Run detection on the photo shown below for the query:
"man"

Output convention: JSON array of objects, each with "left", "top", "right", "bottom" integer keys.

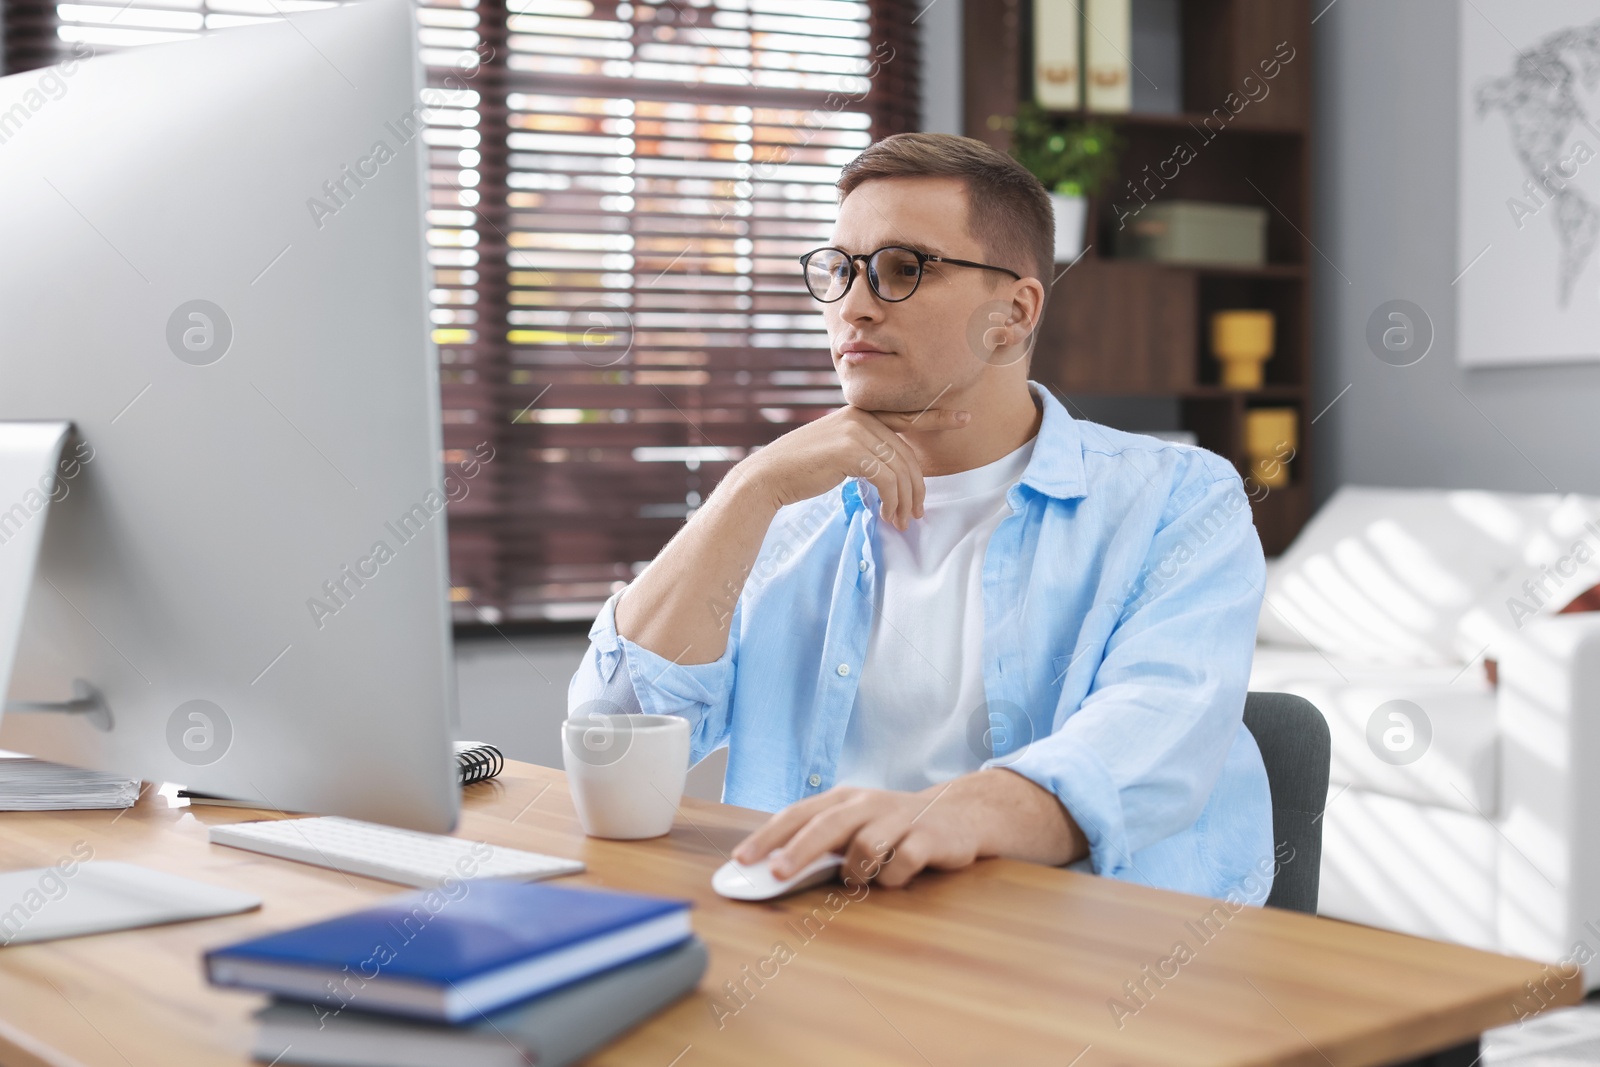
[{"left": 569, "top": 132, "right": 1273, "bottom": 902}]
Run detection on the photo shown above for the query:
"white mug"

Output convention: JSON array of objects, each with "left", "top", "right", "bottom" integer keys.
[{"left": 561, "top": 713, "right": 690, "bottom": 839}]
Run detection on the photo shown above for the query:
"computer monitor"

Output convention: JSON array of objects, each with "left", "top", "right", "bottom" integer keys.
[{"left": 0, "top": 0, "right": 460, "bottom": 832}]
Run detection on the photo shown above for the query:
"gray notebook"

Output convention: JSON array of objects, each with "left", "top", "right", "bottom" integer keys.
[
  {"left": 0, "top": 862, "right": 260, "bottom": 946},
  {"left": 252, "top": 936, "right": 708, "bottom": 1067}
]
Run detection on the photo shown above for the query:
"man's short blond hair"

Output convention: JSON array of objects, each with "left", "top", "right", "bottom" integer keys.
[{"left": 836, "top": 132, "right": 1055, "bottom": 290}]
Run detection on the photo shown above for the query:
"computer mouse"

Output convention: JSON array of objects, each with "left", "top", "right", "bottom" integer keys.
[{"left": 711, "top": 852, "right": 845, "bottom": 901}]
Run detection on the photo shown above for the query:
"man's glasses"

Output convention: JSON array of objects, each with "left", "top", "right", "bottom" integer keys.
[{"left": 798, "top": 245, "right": 1022, "bottom": 304}]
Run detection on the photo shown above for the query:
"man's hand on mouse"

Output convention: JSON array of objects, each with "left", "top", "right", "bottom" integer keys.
[{"left": 732, "top": 767, "right": 1088, "bottom": 889}]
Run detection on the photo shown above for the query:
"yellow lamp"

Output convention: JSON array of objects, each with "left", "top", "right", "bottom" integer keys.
[
  {"left": 1211, "top": 310, "right": 1276, "bottom": 390},
  {"left": 1244, "top": 408, "right": 1298, "bottom": 489}
]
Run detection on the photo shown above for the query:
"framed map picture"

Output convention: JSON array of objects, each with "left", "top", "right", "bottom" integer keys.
[{"left": 1459, "top": 3, "right": 1600, "bottom": 366}]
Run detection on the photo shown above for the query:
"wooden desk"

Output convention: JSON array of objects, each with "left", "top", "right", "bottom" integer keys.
[{"left": 0, "top": 761, "right": 1580, "bottom": 1066}]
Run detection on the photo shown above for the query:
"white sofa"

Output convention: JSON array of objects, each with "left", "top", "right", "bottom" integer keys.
[{"left": 1249, "top": 486, "right": 1600, "bottom": 982}]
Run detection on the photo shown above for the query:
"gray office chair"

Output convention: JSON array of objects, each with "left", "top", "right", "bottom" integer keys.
[{"left": 1241, "top": 691, "right": 1330, "bottom": 915}]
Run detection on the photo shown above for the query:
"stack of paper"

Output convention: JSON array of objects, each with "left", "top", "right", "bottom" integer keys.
[{"left": 0, "top": 751, "right": 140, "bottom": 810}]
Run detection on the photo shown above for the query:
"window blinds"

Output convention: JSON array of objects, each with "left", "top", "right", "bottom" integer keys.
[{"left": 3, "top": 0, "right": 922, "bottom": 623}]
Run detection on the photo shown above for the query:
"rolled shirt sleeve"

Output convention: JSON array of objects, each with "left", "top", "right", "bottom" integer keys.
[
  {"left": 567, "top": 588, "right": 741, "bottom": 765},
  {"left": 996, "top": 467, "right": 1266, "bottom": 882}
]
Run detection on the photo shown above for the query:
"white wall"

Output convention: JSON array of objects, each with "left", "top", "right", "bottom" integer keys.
[{"left": 1312, "top": 0, "right": 1600, "bottom": 504}]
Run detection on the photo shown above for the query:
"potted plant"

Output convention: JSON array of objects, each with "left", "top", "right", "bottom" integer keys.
[{"left": 1001, "top": 102, "right": 1121, "bottom": 262}]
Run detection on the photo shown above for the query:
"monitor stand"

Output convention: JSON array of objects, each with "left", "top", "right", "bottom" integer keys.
[
  {"left": 0, "top": 425, "right": 242, "bottom": 945},
  {"left": 0, "top": 421, "right": 112, "bottom": 731}
]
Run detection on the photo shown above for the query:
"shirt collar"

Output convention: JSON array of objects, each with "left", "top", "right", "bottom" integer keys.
[
  {"left": 1017, "top": 380, "right": 1088, "bottom": 501},
  {"left": 841, "top": 380, "right": 1087, "bottom": 517}
]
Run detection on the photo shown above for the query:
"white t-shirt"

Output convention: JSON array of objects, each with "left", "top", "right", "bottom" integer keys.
[{"left": 834, "top": 433, "right": 1038, "bottom": 792}]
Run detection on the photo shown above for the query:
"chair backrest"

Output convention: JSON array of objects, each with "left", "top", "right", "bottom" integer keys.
[{"left": 1242, "top": 691, "right": 1330, "bottom": 914}]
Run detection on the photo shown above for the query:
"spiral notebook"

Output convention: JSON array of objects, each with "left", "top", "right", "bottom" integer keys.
[
  {"left": 453, "top": 740, "right": 504, "bottom": 786},
  {"left": 178, "top": 742, "right": 505, "bottom": 808}
]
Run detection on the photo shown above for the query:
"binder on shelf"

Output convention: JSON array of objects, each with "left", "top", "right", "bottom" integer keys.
[
  {"left": 1033, "top": 0, "right": 1081, "bottom": 110},
  {"left": 1084, "top": 0, "right": 1132, "bottom": 113},
  {"left": 1130, "top": 0, "right": 1183, "bottom": 114}
]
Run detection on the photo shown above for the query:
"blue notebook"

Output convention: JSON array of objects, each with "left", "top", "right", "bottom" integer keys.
[{"left": 205, "top": 881, "right": 693, "bottom": 1023}]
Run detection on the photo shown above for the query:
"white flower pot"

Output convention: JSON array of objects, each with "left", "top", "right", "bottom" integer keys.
[{"left": 1050, "top": 192, "right": 1088, "bottom": 263}]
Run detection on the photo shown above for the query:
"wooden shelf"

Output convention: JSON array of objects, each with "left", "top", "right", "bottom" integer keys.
[
  {"left": 1180, "top": 386, "right": 1304, "bottom": 401},
  {"left": 1039, "top": 109, "right": 1306, "bottom": 137},
  {"left": 1089, "top": 257, "right": 1307, "bottom": 280},
  {"left": 966, "top": 0, "right": 1316, "bottom": 553},
  {"left": 1192, "top": 262, "right": 1306, "bottom": 279}
]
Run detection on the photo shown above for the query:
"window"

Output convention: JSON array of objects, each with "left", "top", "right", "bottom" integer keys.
[{"left": 2, "top": 0, "right": 922, "bottom": 623}]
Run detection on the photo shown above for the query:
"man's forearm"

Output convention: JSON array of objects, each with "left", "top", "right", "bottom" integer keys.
[
  {"left": 613, "top": 465, "right": 780, "bottom": 665},
  {"left": 944, "top": 768, "right": 1088, "bottom": 868}
]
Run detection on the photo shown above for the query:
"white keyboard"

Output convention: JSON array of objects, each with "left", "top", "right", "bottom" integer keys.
[{"left": 208, "top": 816, "right": 585, "bottom": 888}]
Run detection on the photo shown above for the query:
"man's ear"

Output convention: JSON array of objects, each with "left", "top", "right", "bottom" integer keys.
[
  {"left": 968, "top": 278, "right": 1047, "bottom": 367},
  {"left": 1012, "top": 277, "right": 1046, "bottom": 338},
  {"left": 993, "top": 278, "right": 1045, "bottom": 350}
]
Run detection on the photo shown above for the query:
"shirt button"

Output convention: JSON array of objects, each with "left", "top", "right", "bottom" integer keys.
[
  {"left": 836, "top": 663, "right": 850, "bottom": 676},
  {"left": 858, "top": 559, "right": 868, "bottom": 572},
  {"left": 808, "top": 774, "right": 822, "bottom": 788}
]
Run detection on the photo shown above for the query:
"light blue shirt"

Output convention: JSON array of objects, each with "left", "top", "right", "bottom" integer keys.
[{"left": 569, "top": 382, "right": 1274, "bottom": 902}]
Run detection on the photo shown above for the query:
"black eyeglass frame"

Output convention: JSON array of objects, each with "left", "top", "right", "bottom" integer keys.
[{"left": 797, "top": 245, "right": 1023, "bottom": 303}]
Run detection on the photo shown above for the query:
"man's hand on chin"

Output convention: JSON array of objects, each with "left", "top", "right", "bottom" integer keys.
[{"left": 732, "top": 768, "right": 1089, "bottom": 889}]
